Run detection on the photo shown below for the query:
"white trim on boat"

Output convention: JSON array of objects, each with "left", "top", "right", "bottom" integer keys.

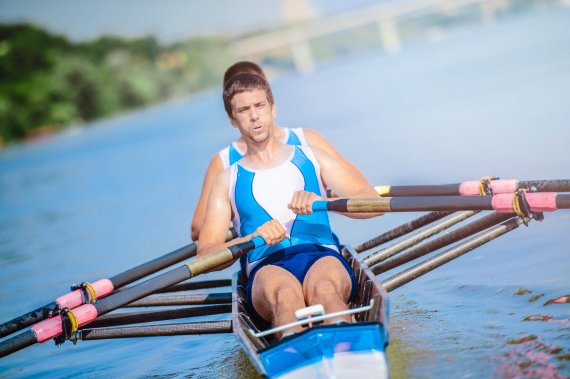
[{"left": 252, "top": 300, "right": 375, "bottom": 338}]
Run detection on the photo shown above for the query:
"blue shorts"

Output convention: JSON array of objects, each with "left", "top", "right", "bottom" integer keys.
[{"left": 245, "top": 244, "right": 358, "bottom": 323}]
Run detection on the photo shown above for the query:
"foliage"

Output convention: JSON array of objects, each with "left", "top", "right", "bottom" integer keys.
[{"left": 0, "top": 23, "right": 232, "bottom": 144}]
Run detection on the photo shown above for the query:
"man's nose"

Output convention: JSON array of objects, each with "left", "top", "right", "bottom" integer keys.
[{"left": 250, "top": 107, "right": 259, "bottom": 120}]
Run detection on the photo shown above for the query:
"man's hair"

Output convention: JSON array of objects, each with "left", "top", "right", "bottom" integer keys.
[
  {"left": 223, "top": 72, "right": 274, "bottom": 117},
  {"left": 223, "top": 61, "right": 267, "bottom": 86}
]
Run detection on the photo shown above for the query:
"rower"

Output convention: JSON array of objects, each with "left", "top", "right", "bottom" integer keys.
[
  {"left": 190, "top": 61, "right": 367, "bottom": 241},
  {"left": 197, "top": 71, "right": 383, "bottom": 339}
]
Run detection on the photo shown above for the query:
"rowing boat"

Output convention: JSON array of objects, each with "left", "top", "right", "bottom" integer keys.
[{"left": 232, "top": 245, "right": 390, "bottom": 378}]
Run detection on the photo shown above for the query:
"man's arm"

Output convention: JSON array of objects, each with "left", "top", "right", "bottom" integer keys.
[
  {"left": 303, "top": 129, "right": 369, "bottom": 186},
  {"left": 197, "top": 169, "right": 236, "bottom": 267},
  {"left": 198, "top": 170, "right": 288, "bottom": 270},
  {"left": 191, "top": 153, "right": 225, "bottom": 241}
]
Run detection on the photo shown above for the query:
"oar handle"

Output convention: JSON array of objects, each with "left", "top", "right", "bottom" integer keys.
[
  {"left": 251, "top": 236, "right": 266, "bottom": 248},
  {"left": 312, "top": 200, "right": 330, "bottom": 212}
]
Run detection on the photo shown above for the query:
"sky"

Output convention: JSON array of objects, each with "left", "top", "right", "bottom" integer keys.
[
  {"left": 0, "top": 0, "right": 283, "bottom": 42},
  {"left": 0, "top": 0, "right": 386, "bottom": 43}
]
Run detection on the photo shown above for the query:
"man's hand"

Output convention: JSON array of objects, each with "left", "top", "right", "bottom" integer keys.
[
  {"left": 252, "top": 220, "right": 288, "bottom": 246},
  {"left": 288, "top": 190, "right": 323, "bottom": 215}
]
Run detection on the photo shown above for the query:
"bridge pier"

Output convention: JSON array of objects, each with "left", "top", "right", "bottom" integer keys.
[
  {"left": 290, "top": 40, "right": 315, "bottom": 74},
  {"left": 377, "top": 18, "right": 401, "bottom": 54}
]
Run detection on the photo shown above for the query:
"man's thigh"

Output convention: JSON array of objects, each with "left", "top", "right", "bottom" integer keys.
[
  {"left": 251, "top": 264, "right": 304, "bottom": 321},
  {"left": 302, "top": 256, "right": 353, "bottom": 303}
]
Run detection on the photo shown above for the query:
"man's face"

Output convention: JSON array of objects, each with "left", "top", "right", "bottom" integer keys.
[{"left": 229, "top": 89, "right": 276, "bottom": 144}]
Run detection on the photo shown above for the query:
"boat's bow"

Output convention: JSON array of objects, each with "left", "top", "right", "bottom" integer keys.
[{"left": 232, "top": 245, "right": 390, "bottom": 378}]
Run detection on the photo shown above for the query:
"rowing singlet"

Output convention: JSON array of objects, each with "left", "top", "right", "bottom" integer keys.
[
  {"left": 218, "top": 128, "right": 307, "bottom": 168},
  {"left": 229, "top": 145, "right": 338, "bottom": 275}
]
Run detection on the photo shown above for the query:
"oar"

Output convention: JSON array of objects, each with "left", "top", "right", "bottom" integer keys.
[
  {"left": 88, "top": 304, "right": 231, "bottom": 328},
  {"left": 362, "top": 211, "right": 478, "bottom": 267},
  {"left": 0, "top": 237, "right": 264, "bottom": 358},
  {"left": 354, "top": 211, "right": 452, "bottom": 253},
  {"left": 381, "top": 216, "right": 525, "bottom": 291},
  {"left": 370, "top": 211, "right": 512, "bottom": 274},
  {"left": 156, "top": 279, "right": 231, "bottom": 293},
  {"left": 374, "top": 179, "right": 570, "bottom": 197},
  {"left": 0, "top": 230, "right": 237, "bottom": 339},
  {"left": 312, "top": 193, "right": 570, "bottom": 213},
  {"left": 75, "top": 320, "right": 232, "bottom": 341},
  {"left": 123, "top": 292, "right": 231, "bottom": 307}
]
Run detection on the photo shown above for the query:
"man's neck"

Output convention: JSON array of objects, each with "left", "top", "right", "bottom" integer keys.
[{"left": 242, "top": 132, "right": 291, "bottom": 170}]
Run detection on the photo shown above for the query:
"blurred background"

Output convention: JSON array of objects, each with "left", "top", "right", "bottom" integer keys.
[
  {"left": 0, "top": 0, "right": 563, "bottom": 145},
  {"left": 1, "top": 0, "right": 569, "bottom": 378}
]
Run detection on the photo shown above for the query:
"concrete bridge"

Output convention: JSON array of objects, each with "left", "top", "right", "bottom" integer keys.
[{"left": 230, "top": 0, "right": 508, "bottom": 74}]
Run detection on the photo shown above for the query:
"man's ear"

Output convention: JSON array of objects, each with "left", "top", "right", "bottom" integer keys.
[
  {"left": 229, "top": 114, "right": 238, "bottom": 128},
  {"left": 272, "top": 103, "right": 277, "bottom": 118}
]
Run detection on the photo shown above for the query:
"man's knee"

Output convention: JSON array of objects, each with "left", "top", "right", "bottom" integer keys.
[
  {"left": 311, "top": 279, "right": 342, "bottom": 301},
  {"left": 275, "top": 285, "right": 303, "bottom": 306}
]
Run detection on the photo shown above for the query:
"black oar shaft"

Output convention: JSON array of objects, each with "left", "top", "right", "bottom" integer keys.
[
  {"left": 123, "top": 293, "right": 231, "bottom": 307},
  {"left": 0, "top": 330, "right": 37, "bottom": 358},
  {"left": 156, "top": 279, "right": 231, "bottom": 293},
  {"left": 519, "top": 179, "right": 570, "bottom": 193},
  {"left": 77, "top": 320, "right": 232, "bottom": 340},
  {"left": 371, "top": 211, "right": 512, "bottom": 275},
  {"left": 381, "top": 217, "right": 523, "bottom": 292},
  {"left": 0, "top": 302, "right": 58, "bottom": 340},
  {"left": 363, "top": 211, "right": 477, "bottom": 267},
  {"left": 89, "top": 304, "right": 231, "bottom": 328},
  {"left": 386, "top": 184, "right": 460, "bottom": 197},
  {"left": 110, "top": 243, "right": 197, "bottom": 288},
  {"left": 351, "top": 196, "right": 491, "bottom": 212},
  {"left": 354, "top": 211, "right": 452, "bottom": 253},
  {"left": 95, "top": 266, "right": 191, "bottom": 315}
]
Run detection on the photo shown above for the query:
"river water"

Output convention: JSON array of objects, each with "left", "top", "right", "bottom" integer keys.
[{"left": 1, "top": 6, "right": 569, "bottom": 378}]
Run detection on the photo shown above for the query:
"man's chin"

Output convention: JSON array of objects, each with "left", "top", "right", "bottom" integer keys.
[{"left": 250, "top": 131, "right": 270, "bottom": 144}]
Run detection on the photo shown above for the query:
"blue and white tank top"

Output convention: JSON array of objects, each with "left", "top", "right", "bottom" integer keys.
[
  {"left": 228, "top": 145, "right": 338, "bottom": 275},
  {"left": 219, "top": 128, "right": 307, "bottom": 169}
]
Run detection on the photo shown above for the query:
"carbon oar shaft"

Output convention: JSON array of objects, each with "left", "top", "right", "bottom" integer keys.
[
  {"left": 124, "top": 293, "right": 231, "bottom": 307},
  {"left": 371, "top": 211, "right": 512, "bottom": 275},
  {"left": 0, "top": 237, "right": 263, "bottom": 358},
  {"left": 381, "top": 217, "right": 523, "bottom": 291},
  {"left": 156, "top": 279, "right": 231, "bottom": 293},
  {"left": 376, "top": 179, "right": 570, "bottom": 197},
  {"left": 354, "top": 211, "right": 452, "bottom": 253},
  {"left": 313, "top": 193, "right": 570, "bottom": 213},
  {"left": 363, "top": 211, "right": 477, "bottom": 267},
  {"left": 76, "top": 320, "right": 232, "bottom": 340},
  {"left": 520, "top": 179, "right": 570, "bottom": 193},
  {"left": 89, "top": 304, "right": 231, "bottom": 328}
]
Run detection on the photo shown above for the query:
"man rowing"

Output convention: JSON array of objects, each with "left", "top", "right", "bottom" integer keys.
[
  {"left": 197, "top": 72, "right": 381, "bottom": 337},
  {"left": 191, "top": 61, "right": 367, "bottom": 241}
]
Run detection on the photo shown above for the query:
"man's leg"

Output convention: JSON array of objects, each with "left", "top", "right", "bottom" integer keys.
[
  {"left": 302, "top": 256, "right": 353, "bottom": 323},
  {"left": 251, "top": 265, "right": 306, "bottom": 336}
]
